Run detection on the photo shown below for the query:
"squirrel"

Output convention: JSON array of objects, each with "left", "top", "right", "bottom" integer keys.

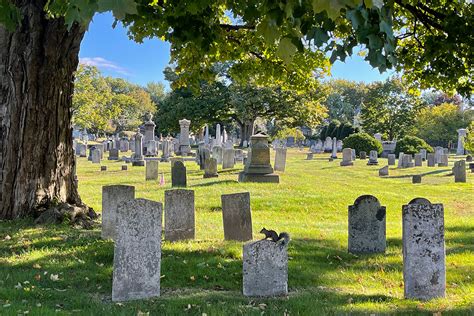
[{"left": 260, "top": 228, "right": 290, "bottom": 247}]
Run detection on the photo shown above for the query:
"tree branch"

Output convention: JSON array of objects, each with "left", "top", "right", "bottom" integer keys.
[{"left": 219, "top": 24, "right": 255, "bottom": 31}]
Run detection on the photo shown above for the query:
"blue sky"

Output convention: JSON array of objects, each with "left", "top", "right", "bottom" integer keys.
[{"left": 79, "top": 13, "right": 393, "bottom": 90}]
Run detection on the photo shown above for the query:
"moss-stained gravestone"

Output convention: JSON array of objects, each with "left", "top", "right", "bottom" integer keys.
[
  {"left": 164, "top": 189, "right": 195, "bottom": 241},
  {"left": 221, "top": 192, "right": 252, "bottom": 241},
  {"left": 402, "top": 201, "right": 445, "bottom": 300},
  {"left": 348, "top": 195, "right": 386, "bottom": 254},
  {"left": 102, "top": 185, "right": 135, "bottom": 240}
]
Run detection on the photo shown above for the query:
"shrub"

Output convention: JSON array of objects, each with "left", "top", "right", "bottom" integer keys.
[
  {"left": 343, "top": 133, "right": 382, "bottom": 156},
  {"left": 395, "top": 135, "right": 433, "bottom": 155}
]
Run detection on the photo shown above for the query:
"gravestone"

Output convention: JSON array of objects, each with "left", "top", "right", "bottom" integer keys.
[
  {"left": 387, "top": 154, "right": 396, "bottom": 165},
  {"left": 274, "top": 148, "right": 287, "bottom": 172},
  {"left": 178, "top": 119, "right": 191, "bottom": 155},
  {"left": 109, "top": 148, "right": 119, "bottom": 160},
  {"left": 112, "top": 198, "right": 162, "bottom": 302},
  {"left": 238, "top": 133, "right": 279, "bottom": 183},
  {"left": 427, "top": 153, "right": 436, "bottom": 167},
  {"left": 170, "top": 157, "right": 184, "bottom": 168},
  {"left": 171, "top": 161, "right": 187, "bottom": 187},
  {"left": 351, "top": 149, "right": 356, "bottom": 161},
  {"left": 402, "top": 154, "right": 414, "bottom": 168},
  {"left": 409, "top": 197, "right": 431, "bottom": 205},
  {"left": 466, "top": 155, "right": 472, "bottom": 162},
  {"left": 146, "top": 160, "right": 159, "bottom": 180},
  {"left": 367, "top": 151, "right": 379, "bottom": 165},
  {"left": 221, "top": 192, "right": 252, "bottom": 241},
  {"left": 452, "top": 160, "right": 466, "bottom": 183},
  {"left": 212, "top": 146, "right": 223, "bottom": 164},
  {"left": 306, "top": 152, "right": 313, "bottom": 160},
  {"left": 243, "top": 240, "right": 288, "bottom": 297},
  {"left": 412, "top": 175, "right": 422, "bottom": 183},
  {"left": 438, "top": 154, "right": 449, "bottom": 167},
  {"left": 160, "top": 139, "right": 171, "bottom": 162},
  {"left": 402, "top": 202, "right": 445, "bottom": 300},
  {"left": 101, "top": 166, "right": 107, "bottom": 171},
  {"left": 331, "top": 137, "right": 338, "bottom": 159},
  {"left": 379, "top": 165, "right": 389, "bottom": 176},
  {"left": 91, "top": 148, "right": 101, "bottom": 164},
  {"left": 435, "top": 147, "right": 443, "bottom": 163},
  {"left": 132, "top": 129, "right": 145, "bottom": 166},
  {"left": 222, "top": 148, "right": 235, "bottom": 169},
  {"left": 456, "top": 128, "right": 467, "bottom": 155},
  {"left": 77, "top": 143, "right": 87, "bottom": 157},
  {"left": 324, "top": 137, "right": 332, "bottom": 152},
  {"left": 204, "top": 158, "right": 218, "bottom": 178},
  {"left": 419, "top": 149, "right": 427, "bottom": 161},
  {"left": 164, "top": 189, "right": 195, "bottom": 241},
  {"left": 340, "top": 148, "right": 353, "bottom": 166},
  {"left": 336, "top": 140, "right": 343, "bottom": 152},
  {"left": 397, "top": 152, "right": 404, "bottom": 168},
  {"left": 120, "top": 138, "right": 129, "bottom": 152},
  {"left": 102, "top": 185, "right": 135, "bottom": 240},
  {"left": 121, "top": 165, "right": 127, "bottom": 171},
  {"left": 359, "top": 151, "right": 367, "bottom": 160},
  {"left": 414, "top": 154, "right": 422, "bottom": 167},
  {"left": 348, "top": 195, "right": 386, "bottom": 254}
]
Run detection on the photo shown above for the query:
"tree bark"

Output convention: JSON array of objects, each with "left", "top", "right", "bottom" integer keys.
[
  {"left": 0, "top": 0, "right": 86, "bottom": 219},
  {"left": 239, "top": 119, "right": 255, "bottom": 146}
]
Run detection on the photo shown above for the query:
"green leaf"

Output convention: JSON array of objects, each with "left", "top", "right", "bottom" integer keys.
[
  {"left": 346, "top": 9, "right": 365, "bottom": 29},
  {"left": 313, "top": 28, "right": 330, "bottom": 46},
  {"left": 98, "top": 0, "right": 137, "bottom": 20},
  {"left": 277, "top": 37, "right": 298, "bottom": 64},
  {"left": 0, "top": 0, "right": 20, "bottom": 31},
  {"left": 379, "top": 20, "right": 393, "bottom": 39},
  {"left": 257, "top": 19, "right": 281, "bottom": 45}
]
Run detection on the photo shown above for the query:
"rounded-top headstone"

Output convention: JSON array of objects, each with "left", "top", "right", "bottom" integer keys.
[{"left": 408, "top": 197, "right": 431, "bottom": 205}]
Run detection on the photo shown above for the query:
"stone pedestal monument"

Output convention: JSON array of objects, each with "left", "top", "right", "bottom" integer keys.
[
  {"left": 238, "top": 133, "right": 279, "bottom": 183},
  {"left": 132, "top": 128, "right": 145, "bottom": 166},
  {"left": 178, "top": 119, "right": 191, "bottom": 156},
  {"left": 143, "top": 113, "right": 157, "bottom": 156}
]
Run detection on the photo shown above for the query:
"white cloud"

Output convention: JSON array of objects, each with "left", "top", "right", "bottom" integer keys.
[{"left": 79, "top": 57, "right": 131, "bottom": 76}]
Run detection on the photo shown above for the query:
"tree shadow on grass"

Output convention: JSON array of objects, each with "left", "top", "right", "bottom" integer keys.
[
  {"left": 384, "top": 169, "right": 452, "bottom": 179},
  {"left": 190, "top": 180, "right": 239, "bottom": 187}
]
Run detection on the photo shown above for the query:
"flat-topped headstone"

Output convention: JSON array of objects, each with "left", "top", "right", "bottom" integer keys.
[
  {"left": 274, "top": 148, "right": 287, "bottom": 172},
  {"left": 221, "top": 192, "right": 252, "bottom": 241},
  {"left": 100, "top": 165, "right": 107, "bottom": 171},
  {"left": 348, "top": 195, "right": 386, "bottom": 254},
  {"left": 438, "top": 154, "right": 449, "bottom": 167},
  {"left": 102, "top": 185, "right": 135, "bottom": 240},
  {"left": 204, "top": 158, "right": 218, "bottom": 178},
  {"left": 171, "top": 161, "right": 187, "bottom": 187},
  {"left": 359, "top": 151, "right": 367, "bottom": 160},
  {"left": 222, "top": 148, "right": 235, "bottom": 169},
  {"left": 379, "top": 165, "right": 389, "bottom": 176},
  {"left": 351, "top": 149, "right": 356, "bottom": 161},
  {"left": 387, "top": 154, "right": 396, "bottom": 166},
  {"left": 164, "top": 189, "right": 195, "bottom": 241},
  {"left": 412, "top": 175, "right": 422, "bottom": 183},
  {"left": 397, "top": 152, "right": 404, "bottom": 168},
  {"left": 243, "top": 240, "right": 288, "bottom": 297},
  {"left": 91, "top": 148, "right": 101, "bottom": 163},
  {"left": 452, "top": 160, "right": 466, "bottom": 183},
  {"left": 146, "top": 160, "right": 159, "bottom": 180},
  {"left": 427, "top": 153, "right": 435, "bottom": 167},
  {"left": 402, "top": 202, "right": 445, "bottom": 300},
  {"left": 109, "top": 148, "right": 119, "bottom": 160},
  {"left": 112, "top": 198, "right": 162, "bottom": 301},
  {"left": 414, "top": 154, "right": 422, "bottom": 167},
  {"left": 121, "top": 165, "right": 127, "bottom": 171},
  {"left": 367, "top": 150, "right": 379, "bottom": 165},
  {"left": 306, "top": 152, "right": 313, "bottom": 160},
  {"left": 340, "top": 148, "right": 353, "bottom": 166},
  {"left": 402, "top": 154, "right": 414, "bottom": 168}
]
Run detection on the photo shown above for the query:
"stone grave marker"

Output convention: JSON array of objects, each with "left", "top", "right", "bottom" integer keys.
[
  {"left": 91, "top": 148, "right": 101, "bottom": 164},
  {"left": 101, "top": 166, "right": 107, "bottom": 171},
  {"left": 221, "top": 192, "right": 252, "bottom": 241},
  {"left": 340, "top": 148, "right": 353, "bottom": 166},
  {"left": 387, "top": 154, "right": 396, "bottom": 166},
  {"left": 438, "top": 154, "right": 449, "bottom": 167},
  {"left": 306, "top": 152, "right": 313, "bottom": 160},
  {"left": 397, "top": 152, "right": 404, "bottom": 168},
  {"left": 222, "top": 148, "right": 235, "bottom": 169},
  {"left": 452, "top": 160, "right": 466, "bottom": 183},
  {"left": 102, "top": 185, "right": 135, "bottom": 240},
  {"left": 274, "top": 148, "right": 287, "bottom": 172},
  {"left": 164, "top": 189, "right": 195, "bottom": 241},
  {"left": 412, "top": 175, "right": 422, "bottom": 183},
  {"left": 359, "top": 151, "right": 367, "bottom": 160},
  {"left": 109, "top": 148, "right": 119, "bottom": 160},
  {"left": 414, "top": 154, "right": 422, "bottom": 167},
  {"left": 379, "top": 165, "right": 389, "bottom": 177},
  {"left": 171, "top": 161, "right": 187, "bottom": 187},
  {"left": 112, "top": 198, "right": 162, "bottom": 301},
  {"left": 348, "top": 195, "right": 386, "bottom": 254},
  {"left": 204, "top": 158, "right": 218, "bottom": 178},
  {"left": 367, "top": 151, "right": 379, "bottom": 165},
  {"left": 146, "top": 160, "right": 159, "bottom": 180},
  {"left": 427, "top": 153, "right": 436, "bottom": 167},
  {"left": 121, "top": 165, "right": 127, "bottom": 171}
]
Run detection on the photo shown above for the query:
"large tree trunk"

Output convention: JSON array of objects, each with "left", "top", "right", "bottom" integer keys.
[
  {"left": 239, "top": 120, "right": 255, "bottom": 147},
  {"left": 0, "top": 1, "right": 86, "bottom": 219}
]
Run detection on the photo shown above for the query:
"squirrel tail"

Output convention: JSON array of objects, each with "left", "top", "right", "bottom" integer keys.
[{"left": 277, "top": 232, "right": 291, "bottom": 247}]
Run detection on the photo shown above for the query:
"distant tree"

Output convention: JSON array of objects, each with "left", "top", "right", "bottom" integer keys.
[
  {"left": 322, "top": 80, "right": 367, "bottom": 123},
  {"left": 319, "top": 120, "right": 358, "bottom": 140},
  {"left": 465, "top": 122, "right": 474, "bottom": 153},
  {"left": 146, "top": 82, "right": 166, "bottom": 105},
  {"left": 414, "top": 103, "right": 473, "bottom": 147},
  {"left": 361, "top": 77, "right": 422, "bottom": 140},
  {"left": 422, "top": 91, "right": 463, "bottom": 106}
]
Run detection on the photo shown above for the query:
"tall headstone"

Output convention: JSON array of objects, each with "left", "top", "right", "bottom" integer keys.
[
  {"left": 221, "top": 192, "right": 252, "bottom": 241},
  {"left": 414, "top": 154, "right": 422, "bottom": 167},
  {"left": 238, "top": 133, "right": 279, "bottom": 183},
  {"left": 348, "top": 195, "right": 386, "bottom": 254},
  {"left": 215, "top": 124, "right": 222, "bottom": 147},
  {"left": 324, "top": 137, "right": 332, "bottom": 152},
  {"left": 102, "top": 185, "right": 135, "bottom": 240},
  {"left": 160, "top": 139, "right": 171, "bottom": 162},
  {"left": 331, "top": 137, "right": 338, "bottom": 159},
  {"left": 171, "top": 161, "right": 187, "bottom": 187},
  {"left": 452, "top": 160, "right": 466, "bottom": 183},
  {"left": 243, "top": 240, "right": 288, "bottom": 297},
  {"left": 402, "top": 154, "right": 414, "bottom": 168},
  {"left": 178, "top": 119, "right": 191, "bottom": 156},
  {"left": 212, "top": 145, "right": 223, "bottom": 164},
  {"left": 351, "top": 148, "right": 356, "bottom": 161},
  {"left": 435, "top": 147, "right": 443, "bottom": 163},
  {"left": 387, "top": 154, "right": 396, "bottom": 166},
  {"left": 146, "top": 160, "right": 159, "bottom": 180},
  {"left": 336, "top": 140, "right": 343, "bottom": 152},
  {"left": 427, "top": 153, "right": 436, "bottom": 167},
  {"left": 367, "top": 150, "right": 379, "bottom": 165},
  {"left": 274, "top": 147, "right": 287, "bottom": 172},
  {"left": 456, "top": 128, "right": 467, "bottom": 155},
  {"left": 132, "top": 129, "right": 145, "bottom": 166},
  {"left": 112, "top": 198, "right": 162, "bottom": 302},
  {"left": 204, "top": 158, "right": 218, "bottom": 178},
  {"left": 402, "top": 202, "right": 445, "bottom": 300},
  {"left": 143, "top": 113, "right": 157, "bottom": 156},
  {"left": 120, "top": 137, "right": 129, "bottom": 152},
  {"left": 164, "top": 189, "right": 195, "bottom": 241},
  {"left": 222, "top": 148, "right": 235, "bottom": 169},
  {"left": 340, "top": 148, "right": 353, "bottom": 166},
  {"left": 397, "top": 152, "right": 404, "bottom": 168},
  {"left": 438, "top": 154, "right": 449, "bottom": 167},
  {"left": 419, "top": 149, "right": 427, "bottom": 161},
  {"left": 204, "top": 124, "right": 209, "bottom": 145}
]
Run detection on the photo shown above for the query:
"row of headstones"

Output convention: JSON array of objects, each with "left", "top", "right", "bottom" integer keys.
[
  {"left": 379, "top": 160, "right": 468, "bottom": 183},
  {"left": 349, "top": 195, "right": 446, "bottom": 301},
  {"left": 104, "top": 187, "right": 277, "bottom": 300}
]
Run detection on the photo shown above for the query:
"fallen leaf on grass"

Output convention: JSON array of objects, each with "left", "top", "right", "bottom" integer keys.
[
  {"left": 50, "top": 274, "right": 59, "bottom": 281},
  {"left": 32, "top": 264, "right": 41, "bottom": 269},
  {"left": 4, "top": 235, "right": 11, "bottom": 241}
]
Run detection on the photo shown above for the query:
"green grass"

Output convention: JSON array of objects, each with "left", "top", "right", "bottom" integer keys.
[{"left": 1, "top": 149, "right": 473, "bottom": 315}]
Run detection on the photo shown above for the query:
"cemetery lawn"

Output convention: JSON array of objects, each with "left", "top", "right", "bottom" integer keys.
[{"left": 1, "top": 149, "right": 473, "bottom": 315}]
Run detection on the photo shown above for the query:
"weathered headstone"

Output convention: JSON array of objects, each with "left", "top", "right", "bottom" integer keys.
[
  {"left": 397, "top": 152, "right": 404, "bottom": 168},
  {"left": 408, "top": 197, "right": 431, "bottom": 205},
  {"left": 146, "top": 160, "right": 159, "bottom": 180},
  {"left": 367, "top": 150, "right": 379, "bottom": 165},
  {"left": 101, "top": 165, "right": 107, "bottom": 171},
  {"left": 456, "top": 128, "right": 467, "bottom": 155},
  {"left": 112, "top": 198, "right": 162, "bottom": 301},
  {"left": 108, "top": 148, "right": 119, "bottom": 160},
  {"left": 402, "top": 202, "right": 445, "bottom": 300},
  {"left": 359, "top": 151, "right": 367, "bottom": 160},
  {"left": 171, "top": 161, "right": 187, "bottom": 187},
  {"left": 427, "top": 153, "right": 436, "bottom": 167},
  {"left": 379, "top": 165, "right": 389, "bottom": 176},
  {"left": 238, "top": 133, "right": 279, "bottom": 183},
  {"left": 402, "top": 154, "right": 414, "bottom": 168},
  {"left": 438, "top": 154, "right": 449, "bottom": 167},
  {"left": 331, "top": 137, "right": 338, "bottom": 159},
  {"left": 221, "top": 192, "right": 252, "bottom": 241},
  {"left": 412, "top": 175, "right": 422, "bottom": 183},
  {"left": 466, "top": 155, "right": 473, "bottom": 162},
  {"left": 351, "top": 149, "right": 356, "bottom": 161},
  {"left": 274, "top": 148, "right": 287, "bottom": 172},
  {"left": 387, "top": 154, "right": 396, "bottom": 166},
  {"left": 91, "top": 148, "right": 101, "bottom": 164},
  {"left": 102, "top": 185, "right": 135, "bottom": 240},
  {"left": 132, "top": 129, "right": 145, "bottom": 166},
  {"left": 204, "top": 158, "right": 218, "bottom": 178},
  {"left": 306, "top": 152, "right": 313, "bottom": 160},
  {"left": 119, "top": 138, "right": 129, "bottom": 152},
  {"left": 452, "top": 160, "right": 466, "bottom": 183},
  {"left": 212, "top": 145, "right": 223, "bottom": 164},
  {"left": 419, "top": 149, "right": 427, "bottom": 161},
  {"left": 164, "top": 189, "right": 195, "bottom": 241},
  {"left": 348, "top": 195, "right": 386, "bottom": 254},
  {"left": 340, "top": 148, "right": 353, "bottom": 166},
  {"left": 243, "top": 240, "right": 288, "bottom": 297},
  {"left": 178, "top": 119, "right": 191, "bottom": 155},
  {"left": 222, "top": 148, "right": 235, "bottom": 169},
  {"left": 121, "top": 165, "right": 127, "bottom": 171},
  {"left": 414, "top": 154, "right": 422, "bottom": 167}
]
